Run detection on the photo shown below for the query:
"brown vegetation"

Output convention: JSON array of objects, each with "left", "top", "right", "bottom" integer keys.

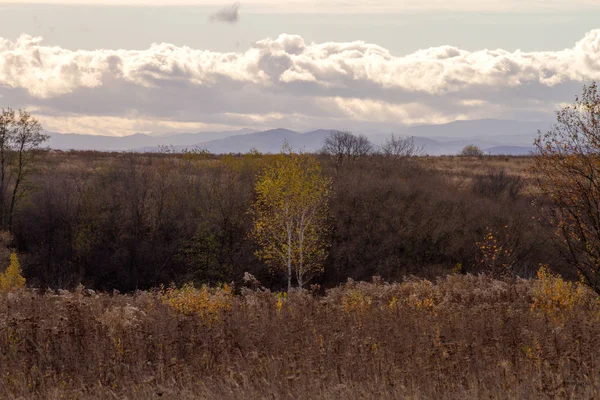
[
  {"left": 1, "top": 274, "right": 599, "bottom": 399},
  {"left": 6, "top": 151, "right": 557, "bottom": 291},
  {"left": 532, "top": 82, "right": 600, "bottom": 293},
  {"left": 3, "top": 85, "right": 600, "bottom": 398}
]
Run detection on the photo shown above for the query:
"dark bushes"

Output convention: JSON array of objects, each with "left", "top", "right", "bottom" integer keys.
[
  {"left": 472, "top": 168, "right": 524, "bottom": 200},
  {"left": 7, "top": 152, "right": 557, "bottom": 291}
]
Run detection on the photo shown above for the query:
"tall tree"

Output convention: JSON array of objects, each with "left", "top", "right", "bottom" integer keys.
[
  {"left": 9, "top": 110, "right": 47, "bottom": 230},
  {"left": 0, "top": 108, "right": 47, "bottom": 231},
  {"left": 532, "top": 82, "right": 600, "bottom": 293},
  {"left": 380, "top": 134, "right": 424, "bottom": 158},
  {"left": 251, "top": 145, "right": 331, "bottom": 290},
  {"left": 0, "top": 109, "right": 16, "bottom": 229},
  {"left": 322, "top": 130, "right": 373, "bottom": 168}
]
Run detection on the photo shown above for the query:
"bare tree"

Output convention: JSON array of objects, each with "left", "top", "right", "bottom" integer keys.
[
  {"left": 0, "top": 109, "right": 48, "bottom": 231},
  {"left": 532, "top": 82, "right": 600, "bottom": 293},
  {"left": 380, "top": 134, "right": 424, "bottom": 158},
  {"left": 321, "top": 130, "right": 373, "bottom": 167}
]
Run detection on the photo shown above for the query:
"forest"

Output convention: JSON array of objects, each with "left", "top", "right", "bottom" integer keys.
[{"left": 9, "top": 150, "right": 553, "bottom": 292}]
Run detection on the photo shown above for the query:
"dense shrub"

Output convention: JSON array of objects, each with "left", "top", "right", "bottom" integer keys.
[
  {"left": 459, "top": 144, "right": 485, "bottom": 156},
  {"left": 472, "top": 168, "right": 523, "bottom": 200},
  {"left": 6, "top": 152, "right": 558, "bottom": 291}
]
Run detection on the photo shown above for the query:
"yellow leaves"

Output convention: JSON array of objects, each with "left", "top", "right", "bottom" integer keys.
[
  {"left": 250, "top": 147, "right": 331, "bottom": 288},
  {"left": 476, "top": 226, "right": 514, "bottom": 277},
  {"left": 342, "top": 289, "right": 372, "bottom": 313},
  {"left": 160, "top": 283, "right": 233, "bottom": 323},
  {"left": 0, "top": 252, "right": 25, "bottom": 293},
  {"left": 276, "top": 292, "right": 287, "bottom": 313},
  {"left": 371, "top": 343, "right": 379, "bottom": 354},
  {"left": 530, "top": 265, "right": 589, "bottom": 317},
  {"left": 409, "top": 296, "right": 437, "bottom": 315}
]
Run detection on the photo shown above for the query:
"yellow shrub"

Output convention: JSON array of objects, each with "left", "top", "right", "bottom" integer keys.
[
  {"left": 342, "top": 289, "right": 372, "bottom": 313},
  {"left": 160, "top": 283, "right": 233, "bottom": 322},
  {"left": 531, "top": 266, "right": 588, "bottom": 313},
  {"left": 476, "top": 226, "right": 514, "bottom": 277},
  {"left": 0, "top": 252, "right": 25, "bottom": 292},
  {"left": 276, "top": 292, "right": 287, "bottom": 313}
]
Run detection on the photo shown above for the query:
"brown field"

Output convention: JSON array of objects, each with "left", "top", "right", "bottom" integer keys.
[
  {"left": 1, "top": 273, "right": 599, "bottom": 399},
  {"left": 418, "top": 155, "right": 537, "bottom": 190}
]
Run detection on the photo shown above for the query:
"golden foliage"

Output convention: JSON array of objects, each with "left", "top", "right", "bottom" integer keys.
[
  {"left": 250, "top": 144, "right": 331, "bottom": 289},
  {"left": 0, "top": 252, "right": 25, "bottom": 292},
  {"left": 476, "top": 226, "right": 514, "bottom": 277},
  {"left": 160, "top": 283, "right": 233, "bottom": 322},
  {"left": 530, "top": 265, "right": 589, "bottom": 314},
  {"left": 342, "top": 289, "right": 372, "bottom": 313}
]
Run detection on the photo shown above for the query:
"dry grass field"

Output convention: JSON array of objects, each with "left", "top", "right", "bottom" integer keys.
[
  {"left": 1, "top": 271, "right": 599, "bottom": 399},
  {"left": 419, "top": 155, "right": 536, "bottom": 190}
]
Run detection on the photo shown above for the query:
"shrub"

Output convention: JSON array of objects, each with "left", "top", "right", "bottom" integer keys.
[
  {"left": 0, "top": 252, "right": 25, "bottom": 292},
  {"left": 459, "top": 144, "right": 485, "bottom": 157},
  {"left": 160, "top": 282, "right": 233, "bottom": 322},
  {"left": 472, "top": 168, "right": 523, "bottom": 200},
  {"left": 530, "top": 265, "right": 590, "bottom": 314},
  {"left": 476, "top": 226, "right": 515, "bottom": 278}
]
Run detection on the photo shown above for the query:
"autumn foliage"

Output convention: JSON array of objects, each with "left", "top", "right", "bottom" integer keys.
[
  {"left": 251, "top": 146, "right": 331, "bottom": 290},
  {"left": 533, "top": 82, "right": 600, "bottom": 293},
  {"left": 160, "top": 282, "right": 233, "bottom": 322},
  {"left": 0, "top": 252, "right": 25, "bottom": 292}
]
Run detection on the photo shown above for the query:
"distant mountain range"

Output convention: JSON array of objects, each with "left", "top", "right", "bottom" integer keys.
[
  {"left": 47, "top": 128, "right": 255, "bottom": 152},
  {"left": 47, "top": 119, "right": 551, "bottom": 155}
]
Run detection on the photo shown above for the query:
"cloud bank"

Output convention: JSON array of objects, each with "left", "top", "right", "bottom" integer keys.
[{"left": 1, "top": 30, "right": 600, "bottom": 135}]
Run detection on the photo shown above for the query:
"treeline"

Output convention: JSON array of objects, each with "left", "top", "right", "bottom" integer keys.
[{"left": 9, "top": 150, "right": 559, "bottom": 292}]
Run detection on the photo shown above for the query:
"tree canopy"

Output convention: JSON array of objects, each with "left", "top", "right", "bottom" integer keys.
[{"left": 251, "top": 145, "right": 331, "bottom": 290}]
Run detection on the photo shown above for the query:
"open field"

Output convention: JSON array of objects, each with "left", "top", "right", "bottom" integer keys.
[
  {"left": 1, "top": 273, "right": 599, "bottom": 399},
  {"left": 418, "top": 155, "right": 538, "bottom": 191}
]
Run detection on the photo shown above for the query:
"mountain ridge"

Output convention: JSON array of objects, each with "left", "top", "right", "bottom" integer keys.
[{"left": 46, "top": 119, "right": 550, "bottom": 155}]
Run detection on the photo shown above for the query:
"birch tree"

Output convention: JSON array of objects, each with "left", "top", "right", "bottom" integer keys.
[{"left": 251, "top": 146, "right": 331, "bottom": 290}]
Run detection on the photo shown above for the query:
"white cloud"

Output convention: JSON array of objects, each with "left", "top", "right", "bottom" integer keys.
[
  {"left": 38, "top": 115, "right": 233, "bottom": 136},
  {"left": 1, "top": 30, "right": 600, "bottom": 134}
]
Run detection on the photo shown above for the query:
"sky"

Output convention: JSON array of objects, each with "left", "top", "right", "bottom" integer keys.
[{"left": 0, "top": 1, "right": 600, "bottom": 136}]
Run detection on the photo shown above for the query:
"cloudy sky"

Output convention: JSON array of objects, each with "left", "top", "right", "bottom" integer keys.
[{"left": 1, "top": 1, "right": 600, "bottom": 136}]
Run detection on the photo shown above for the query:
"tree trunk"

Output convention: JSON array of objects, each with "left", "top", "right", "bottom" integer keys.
[
  {"left": 8, "top": 175, "right": 20, "bottom": 232},
  {"left": 0, "top": 129, "right": 7, "bottom": 231},
  {"left": 287, "top": 221, "right": 292, "bottom": 292},
  {"left": 8, "top": 146, "right": 23, "bottom": 233}
]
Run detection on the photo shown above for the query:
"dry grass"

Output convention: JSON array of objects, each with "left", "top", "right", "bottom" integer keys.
[
  {"left": 419, "top": 156, "right": 537, "bottom": 192},
  {"left": 2, "top": 273, "right": 600, "bottom": 399}
]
